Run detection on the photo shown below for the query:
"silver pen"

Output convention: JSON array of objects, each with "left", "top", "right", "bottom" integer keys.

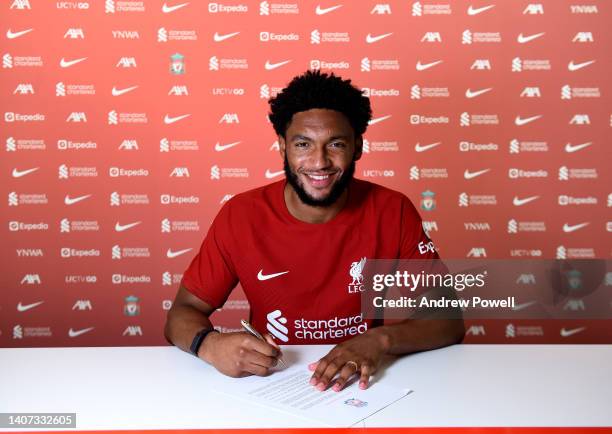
[{"left": 240, "top": 319, "right": 286, "bottom": 368}]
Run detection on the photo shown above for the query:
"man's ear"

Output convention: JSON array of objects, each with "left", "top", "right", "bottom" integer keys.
[
  {"left": 279, "top": 135, "right": 286, "bottom": 159},
  {"left": 353, "top": 135, "right": 363, "bottom": 162}
]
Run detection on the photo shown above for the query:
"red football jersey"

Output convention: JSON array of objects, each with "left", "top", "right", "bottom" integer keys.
[{"left": 181, "top": 178, "right": 440, "bottom": 344}]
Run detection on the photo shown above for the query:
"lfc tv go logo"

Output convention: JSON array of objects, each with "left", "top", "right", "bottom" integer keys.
[{"left": 348, "top": 257, "right": 366, "bottom": 293}]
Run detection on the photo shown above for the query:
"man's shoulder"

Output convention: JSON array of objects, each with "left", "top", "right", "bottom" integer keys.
[
  {"left": 353, "top": 178, "right": 411, "bottom": 205},
  {"left": 221, "top": 180, "right": 283, "bottom": 212}
]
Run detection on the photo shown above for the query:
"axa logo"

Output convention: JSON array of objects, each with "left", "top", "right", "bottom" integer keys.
[
  {"left": 119, "top": 139, "right": 139, "bottom": 150},
  {"left": 116, "top": 57, "right": 137, "bottom": 68},
  {"left": 467, "top": 247, "right": 487, "bottom": 258},
  {"left": 370, "top": 4, "right": 391, "bottom": 14},
  {"left": 10, "top": 0, "right": 31, "bottom": 9},
  {"left": 523, "top": 3, "right": 543, "bottom": 14},
  {"left": 13, "top": 83, "right": 34, "bottom": 95},
  {"left": 72, "top": 300, "right": 92, "bottom": 310},
  {"left": 219, "top": 113, "right": 239, "bottom": 123},
  {"left": 421, "top": 32, "right": 441, "bottom": 43},
  {"left": 66, "top": 112, "right": 87, "bottom": 123},
  {"left": 64, "top": 28, "right": 85, "bottom": 39},
  {"left": 466, "top": 325, "right": 485, "bottom": 336},
  {"left": 170, "top": 167, "right": 190, "bottom": 177},
  {"left": 569, "top": 114, "right": 590, "bottom": 125},
  {"left": 266, "top": 310, "right": 288, "bottom": 342},
  {"left": 123, "top": 326, "right": 143, "bottom": 336},
  {"left": 21, "top": 274, "right": 41, "bottom": 284},
  {"left": 470, "top": 59, "right": 491, "bottom": 70},
  {"left": 520, "top": 87, "right": 541, "bottom": 98},
  {"left": 168, "top": 85, "right": 188, "bottom": 96},
  {"left": 348, "top": 257, "right": 366, "bottom": 293},
  {"left": 572, "top": 32, "right": 593, "bottom": 43}
]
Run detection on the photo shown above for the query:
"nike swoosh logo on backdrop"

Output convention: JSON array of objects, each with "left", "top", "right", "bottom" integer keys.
[
  {"left": 215, "top": 141, "right": 241, "bottom": 151},
  {"left": 68, "top": 327, "right": 94, "bottom": 338},
  {"left": 60, "top": 57, "right": 87, "bottom": 68},
  {"left": 414, "top": 142, "right": 440, "bottom": 152},
  {"left": 12, "top": 167, "right": 39, "bottom": 178},
  {"left": 64, "top": 194, "right": 91, "bottom": 205},
  {"left": 315, "top": 4, "right": 342, "bottom": 15},
  {"left": 416, "top": 60, "right": 442, "bottom": 71},
  {"left": 213, "top": 31, "right": 240, "bottom": 42},
  {"left": 164, "top": 114, "right": 191, "bottom": 124},
  {"left": 560, "top": 327, "right": 585, "bottom": 337},
  {"left": 162, "top": 2, "right": 189, "bottom": 13},
  {"left": 568, "top": 60, "right": 595, "bottom": 71},
  {"left": 265, "top": 169, "right": 284, "bottom": 179},
  {"left": 17, "top": 301, "right": 44, "bottom": 312},
  {"left": 368, "top": 115, "right": 391, "bottom": 125},
  {"left": 562, "top": 222, "right": 589, "bottom": 233},
  {"left": 466, "top": 4, "right": 495, "bottom": 15},
  {"left": 115, "top": 221, "right": 141, "bottom": 232},
  {"left": 111, "top": 85, "right": 138, "bottom": 96},
  {"left": 465, "top": 87, "right": 492, "bottom": 98},
  {"left": 166, "top": 248, "right": 192, "bottom": 258},
  {"left": 512, "top": 300, "right": 537, "bottom": 311},
  {"left": 517, "top": 32, "right": 545, "bottom": 44},
  {"left": 514, "top": 115, "right": 542, "bottom": 126},
  {"left": 513, "top": 196, "right": 539, "bottom": 206},
  {"left": 366, "top": 32, "right": 392, "bottom": 43},
  {"left": 464, "top": 169, "right": 490, "bottom": 179},
  {"left": 565, "top": 142, "right": 592, "bottom": 153},
  {"left": 6, "top": 28, "right": 33, "bottom": 39},
  {"left": 264, "top": 60, "right": 291, "bottom": 70}
]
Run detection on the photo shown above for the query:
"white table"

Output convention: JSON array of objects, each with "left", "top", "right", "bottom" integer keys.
[{"left": 0, "top": 345, "right": 610, "bottom": 430}]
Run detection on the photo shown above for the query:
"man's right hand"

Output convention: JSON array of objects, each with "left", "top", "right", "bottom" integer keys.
[{"left": 198, "top": 332, "right": 282, "bottom": 377}]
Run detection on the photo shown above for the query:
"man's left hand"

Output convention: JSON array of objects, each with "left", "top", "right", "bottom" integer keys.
[{"left": 308, "top": 328, "right": 390, "bottom": 392}]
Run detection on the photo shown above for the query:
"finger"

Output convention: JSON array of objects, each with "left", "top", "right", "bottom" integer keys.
[
  {"left": 242, "top": 334, "right": 279, "bottom": 358},
  {"left": 359, "top": 364, "right": 373, "bottom": 390},
  {"left": 309, "top": 356, "right": 330, "bottom": 385},
  {"left": 263, "top": 333, "right": 283, "bottom": 359},
  {"left": 332, "top": 363, "right": 360, "bottom": 392},
  {"left": 243, "top": 362, "right": 269, "bottom": 377},
  {"left": 315, "top": 359, "right": 343, "bottom": 391},
  {"left": 308, "top": 361, "right": 318, "bottom": 371},
  {"left": 247, "top": 350, "right": 279, "bottom": 369}
]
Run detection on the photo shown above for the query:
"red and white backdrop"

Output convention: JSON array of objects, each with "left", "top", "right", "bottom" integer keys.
[{"left": 2, "top": 0, "right": 610, "bottom": 347}]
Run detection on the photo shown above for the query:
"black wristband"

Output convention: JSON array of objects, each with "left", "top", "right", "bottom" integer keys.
[{"left": 189, "top": 328, "right": 219, "bottom": 357}]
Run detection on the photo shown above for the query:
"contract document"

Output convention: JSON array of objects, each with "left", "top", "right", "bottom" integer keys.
[{"left": 218, "top": 364, "right": 412, "bottom": 427}]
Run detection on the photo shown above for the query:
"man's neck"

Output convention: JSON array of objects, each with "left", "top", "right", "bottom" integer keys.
[{"left": 283, "top": 183, "right": 348, "bottom": 224}]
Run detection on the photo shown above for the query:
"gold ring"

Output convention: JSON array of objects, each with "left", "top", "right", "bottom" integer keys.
[{"left": 345, "top": 360, "right": 359, "bottom": 370}]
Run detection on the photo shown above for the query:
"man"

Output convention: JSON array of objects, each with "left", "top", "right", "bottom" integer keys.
[{"left": 164, "top": 70, "right": 464, "bottom": 392}]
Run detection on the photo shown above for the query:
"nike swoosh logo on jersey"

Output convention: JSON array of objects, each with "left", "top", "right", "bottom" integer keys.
[
  {"left": 368, "top": 115, "right": 391, "bottom": 125},
  {"left": 265, "top": 169, "right": 284, "bottom": 179},
  {"left": 414, "top": 142, "right": 440, "bottom": 152},
  {"left": 560, "top": 327, "right": 585, "bottom": 337},
  {"left": 366, "top": 32, "right": 392, "bottom": 43},
  {"left": 164, "top": 114, "right": 190, "bottom": 124},
  {"left": 514, "top": 115, "right": 542, "bottom": 126},
  {"left": 214, "top": 141, "right": 241, "bottom": 151},
  {"left": 68, "top": 327, "right": 94, "bottom": 338},
  {"left": 568, "top": 60, "right": 595, "bottom": 71},
  {"left": 513, "top": 195, "right": 539, "bottom": 206},
  {"left": 257, "top": 270, "right": 289, "bottom": 281},
  {"left": 563, "top": 222, "right": 589, "bottom": 233},
  {"left": 60, "top": 57, "right": 87, "bottom": 68},
  {"left": 162, "top": 2, "right": 189, "bottom": 13},
  {"left": 64, "top": 194, "right": 91, "bottom": 205},
  {"left": 115, "top": 221, "right": 141, "bottom": 232},
  {"left": 464, "top": 168, "right": 490, "bottom": 179},
  {"left": 214, "top": 31, "right": 240, "bottom": 42},
  {"left": 465, "top": 87, "right": 492, "bottom": 98},
  {"left": 12, "top": 167, "right": 39, "bottom": 178},
  {"left": 466, "top": 4, "right": 495, "bottom": 15},
  {"left": 565, "top": 142, "right": 592, "bottom": 153},
  {"left": 6, "top": 28, "right": 33, "bottom": 39},
  {"left": 315, "top": 4, "right": 342, "bottom": 15},
  {"left": 111, "top": 85, "right": 138, "bottom": 96},
  {"left": 17, "top": 301, "right": 44, "bottom": 312},
  {"left": 517, "top": 32, "right": 545, "bottom": 44},
  {"left": 264, "top": 60, "right": 291, "bottom": 70},
  {"left": 166, "top": 248, "right": 192, "bottom": 258},
  {"left": 416, "top": 60, "right": 442, "bottom": 71},
  {"left": 512, "top": 300, "right": 537, "bottom": 311}
]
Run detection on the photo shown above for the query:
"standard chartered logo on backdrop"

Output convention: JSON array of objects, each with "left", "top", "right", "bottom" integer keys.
[{"left": 266, "top": 309, "right": 367, "bottom": 342}]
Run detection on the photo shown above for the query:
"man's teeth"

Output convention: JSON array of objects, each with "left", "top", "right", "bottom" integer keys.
[{"left": 307, "top": 174, "right": 330, "bottom": 180}]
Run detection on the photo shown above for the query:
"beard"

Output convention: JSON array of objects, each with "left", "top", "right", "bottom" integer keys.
[{"left": 283, "top": 154, "right": 355, "bottom": 207}]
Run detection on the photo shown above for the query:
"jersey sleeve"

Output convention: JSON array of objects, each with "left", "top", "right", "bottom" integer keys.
[
  {"left": 180, "top": 201, "right": 239, "bottom": 309},
  {"left": 398, "top": 195, "right": 440, "bottom": 260}
]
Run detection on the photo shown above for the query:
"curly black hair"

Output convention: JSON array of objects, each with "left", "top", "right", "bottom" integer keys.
[{"left": 268, "top": 70, "right": 372, "bottom": 138}]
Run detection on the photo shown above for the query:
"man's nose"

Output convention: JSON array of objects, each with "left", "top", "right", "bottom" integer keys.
[{"left": 309, "top": 145, "right": 331, "bottom": 169}]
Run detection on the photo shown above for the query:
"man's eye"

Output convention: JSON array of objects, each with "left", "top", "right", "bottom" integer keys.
[
  {"left": 295, "top": 142, "right": 309, "bottom": 147},
  {"left": 330, "top": 142, "right": 345, "bottom": 148}
]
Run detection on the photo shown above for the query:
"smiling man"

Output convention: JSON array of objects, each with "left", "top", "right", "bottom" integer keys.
[{"left": 164, "top": 70, "right": 464, "bottom": 391}]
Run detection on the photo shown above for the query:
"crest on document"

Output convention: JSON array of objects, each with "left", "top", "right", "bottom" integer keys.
[
  {"left": 348, "top": 257, "right": 366, "bottom": 293},
  {"left": 344, "top": 398, "right": 368, "bottom": 408}
]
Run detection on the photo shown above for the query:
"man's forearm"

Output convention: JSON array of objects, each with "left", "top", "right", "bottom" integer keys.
[
  {"left": 164, "top": 305, "right": 214, "bottom": 355},
  {"left": 369, "top": 318, "right": 465, "bottom": 356}
]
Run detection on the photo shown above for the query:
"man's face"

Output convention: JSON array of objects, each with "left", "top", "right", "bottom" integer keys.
[{"left": 280, "top": 108, "right": 362, "bottom": 207}]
